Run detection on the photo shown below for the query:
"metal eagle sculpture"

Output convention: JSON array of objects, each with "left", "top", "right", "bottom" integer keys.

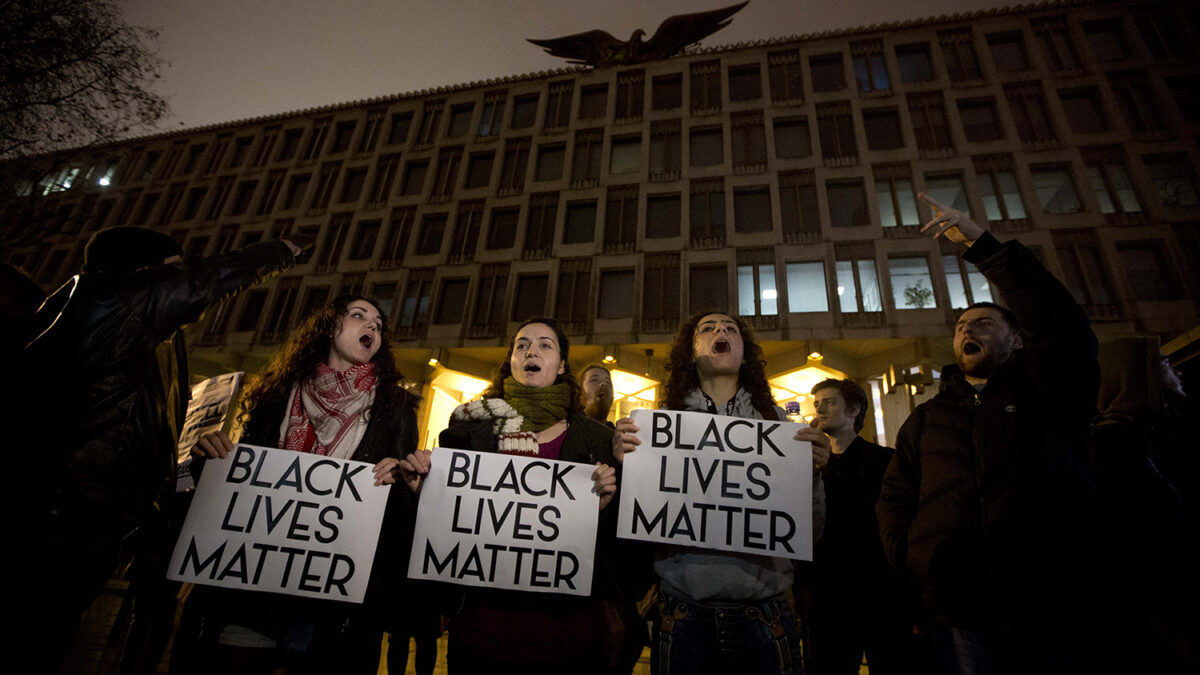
[{"left": 527, "top": 1, "right": 750, "bottom": 68}]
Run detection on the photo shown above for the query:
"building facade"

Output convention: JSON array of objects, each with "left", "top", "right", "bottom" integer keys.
[{"left": 5, "top": 0, "right": 1199, "bottom": 448}]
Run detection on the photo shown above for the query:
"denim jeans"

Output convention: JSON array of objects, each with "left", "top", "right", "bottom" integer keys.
[{"left": 651, "top": 593, "right": 804, "bottom": 675}]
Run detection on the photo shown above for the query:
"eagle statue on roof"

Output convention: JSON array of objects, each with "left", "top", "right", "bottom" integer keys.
[{"left": 528, "top": 1, "right": 750, "bottom": 68}]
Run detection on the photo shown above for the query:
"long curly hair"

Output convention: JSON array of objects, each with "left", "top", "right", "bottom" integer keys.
[
  {"left": 663, "top": 311, "right": 779, "bottom": 420},
  {"left": 240, "top": 295, "right": 413, "bottom": 425},
  {"left": 482, "top": 316, "right": 583, "bottom": 418}
]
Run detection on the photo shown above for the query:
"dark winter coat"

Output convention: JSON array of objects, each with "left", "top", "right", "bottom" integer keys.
[{"left": 876, "top": 232, "right": 1098, "bottom": 623}]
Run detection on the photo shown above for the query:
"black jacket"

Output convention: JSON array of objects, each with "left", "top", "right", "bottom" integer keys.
[
  {"left": 23, "top": 241, "right": 295, "bottom": 532},
  {"left": 876, "top": 233, "right": 1098, "bottom": 621}
]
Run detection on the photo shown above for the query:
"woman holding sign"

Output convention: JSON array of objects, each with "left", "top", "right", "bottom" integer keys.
[
  {"left": 182, "top": 296, "right": 423, "bottom": 674},
  {"left": 613, "top": 311, "right": 830, "bottom": 675},
  {"left": 415, "top": 317, "right": 644, "bottom": 673}
]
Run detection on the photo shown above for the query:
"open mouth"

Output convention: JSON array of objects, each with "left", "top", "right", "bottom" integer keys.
[
  {"left": 962, "top": 341, "right": 981, "bottom": 355},
  {"left": 523, "top": 363, "right": 542, "bottom": 373},
  {"left": 360, "top": 334, "right": 374, "bottom": 350},
  {"left": 713, "top": 339, "right": 731, "bottom": 354}
]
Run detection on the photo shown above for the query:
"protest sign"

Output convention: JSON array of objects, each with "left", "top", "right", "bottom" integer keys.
[
  {"left": 408, "top": 448, "right": 598, "bottom": 596},
  {"left": 175, "top": 371, "right": 243, "bottom": 492},
  {"left": 616, "top": 408, "right": 813, "bottom": 560},
  {"left": 168, "top": 444, "right": 389, "bottom": 603}
]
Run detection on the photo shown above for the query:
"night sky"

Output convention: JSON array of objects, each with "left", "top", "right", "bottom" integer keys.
[{"left": 123, "top": 0, "right": 1018, "bottom": 131}]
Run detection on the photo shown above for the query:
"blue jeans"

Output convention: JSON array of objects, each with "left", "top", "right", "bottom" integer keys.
[{"left": 651, "top": 593, "right": 803, "bottom": 675}]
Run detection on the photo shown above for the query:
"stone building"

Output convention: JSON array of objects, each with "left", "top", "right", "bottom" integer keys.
[{"left": 5, "top": 0, "right": 1199, "bottom": 448}]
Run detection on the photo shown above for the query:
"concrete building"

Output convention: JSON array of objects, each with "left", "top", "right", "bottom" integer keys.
[{"left": 6, "top": 0, "right": 1199, "bottom": 448}]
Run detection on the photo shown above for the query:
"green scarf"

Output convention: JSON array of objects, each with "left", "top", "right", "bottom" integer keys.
[{"left": 502, "top": 376, "right": 571, "bottom": 432}]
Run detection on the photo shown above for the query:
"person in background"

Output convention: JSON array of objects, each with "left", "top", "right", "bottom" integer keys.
[
  {"left": 581, "top": 364, "right": 616, "bottom": 428},
  {"left": 806, "top": 378, "right": 909, "bottom": 674},
  {"left": 17, "top": 227, "right": 301, "bottom": 671},
  {"left": 613, "top": 311, "right": 830, "bottom": 675},
  {"left": 184, "top": 295, "right": 423, "bottom": 674}
]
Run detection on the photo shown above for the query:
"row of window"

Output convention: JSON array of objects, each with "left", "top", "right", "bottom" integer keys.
[
  {"left": 28, "top": 4, "right": 1198, "bottom": 200},
  {"left": 198, "top": 227, "right": 1186, "bottom": 347}
]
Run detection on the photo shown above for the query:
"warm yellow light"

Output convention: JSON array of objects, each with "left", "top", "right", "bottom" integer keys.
[
  {"left": 427, "top": 357, "right": 439, "bottom": 366},
  {"left": 808, "top": 351, "right": 823, "bottom": 361},
  {"left": 431, "top": 370, "right": 489, "bottom": 399},
  {"left": 602, "top": 354, "right": 616, "bottom": 364}
]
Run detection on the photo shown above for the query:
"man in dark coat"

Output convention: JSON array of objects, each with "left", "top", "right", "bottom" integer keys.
[
  {"left": 807, "top": 378, "right": 907, "bottom": 675},
  {"left": 876, "top": 194, "right": 1098, "bottom": 674},
  {"left": 17, "top": 227, "right": 301, "bottom": 669}
]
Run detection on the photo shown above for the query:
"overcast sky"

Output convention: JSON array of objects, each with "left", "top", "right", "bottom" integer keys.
[{"left": 123, "top": 0, "right": 1018, "bottom": 131}]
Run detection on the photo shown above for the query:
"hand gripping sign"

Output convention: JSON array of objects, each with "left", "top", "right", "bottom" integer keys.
[
  {"left": 617, "top": 408, "right": 813, "bottom": 560},
  {"left": 168, "top": 444, "right": 389, "bottom": 603},
  {"left": 407, "top": 448, "right": 599, "bottom": 596}
]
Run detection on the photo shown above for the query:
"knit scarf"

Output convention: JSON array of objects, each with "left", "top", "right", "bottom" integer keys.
[
  {"left": 450, "top": 377, "right": 571, "bottom": 456},
  {"left": 282, "top": 361, "right": 377, "bottom": 459}
]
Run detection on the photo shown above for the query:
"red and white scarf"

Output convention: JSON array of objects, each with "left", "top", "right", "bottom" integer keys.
[{"left": 281, "top": 362, "right": 377, "bottom": 459}]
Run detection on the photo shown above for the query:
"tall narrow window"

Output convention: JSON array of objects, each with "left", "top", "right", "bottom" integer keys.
[
  {"left": 874, "top": 164, "right": 920, "bottom": 228},
  {"left": 348, "top": 220, "right": 380, "bottom": 261},
  {"left": 1107, "top": 71, "right": 1164, "bottom": 133},
  {"left": 513, "top": 274, "right": 549, "bottom": 321},
  {"left": 1059, "top": 87, "right": 1109, "bottom": 134},
  {"left": 316, "top": 214, "right": 352, "bottom": 271},
  {"left": 571, "top": 128, "right": 604, "bottom": 186},
  {"left": 615, "top": 70, "right": 645, "bottom": 121},
  {"left": 690, "top": 60, "right": 721, "bottom": 113},
  {"left": 643, "top": 253, "right": 681, "bottom": 330},
  {"left": 780, "top": 171, "right": 820, "bottom": 242},
  {"left": 330, "top": 121, "right": 356, "bottom": 153},
  {"left": 598, "top": 269, "right": 634, "bottom": 319},
  {"left": 774, "top": 116, "right": 811, "bottom": 159},
  {"left": 1134, "top": 4, "right": 1187, "bottom": 60},
  {"left": 650, "top": 120, "right": 682, "bottom": 178},
  {"left": 397, "top": 268, "right": 434, "bottom": 332},
  {"left": 939, "top": 29, "right": 982, "bottom": 82},
  {"left": 690, "top": 264, "right": 729, "bottom": 316},
  {"left": 447, "top": 200, "right": 484, "bottom": 263},
  {"left": 431, "top": 146, "right": 463, "bottom": 200},
  {"left": 205, "top": 135, "right": 231, "bottom": 173},
  {"left": 446, "top": 103, "right": 474, "bottom": 138},
  {"left": 810, "top": 53, "right": 845, "bottom": 92},
  {"left": 610, "top": 135, "right": 642, "bottom": 175},
  {"left": 206, "top": 178, "right": 234, "bottom": 220},
  {"left": 544, "top": 80, "right": 574, "bottom": 129},
  {"left": 261, "top": 278, "right": 300, "bottom": 341},
  {"left": 851, "top": 40, "right": 890, "bottom": 92},
  {"left": 400, "top": 160, "right": 428, "bottom": 196},
  {"left": 524, "top": 193, "right": 558, "bottom": 258},
  {"left": 478, "top": 90, "right": 507, "bottom": 137},
  {"left": 1084, "top": 19, "right": 1130, "bottom": 62},
  {"left": 834, "top": 243, "right": 883, "bottom": 313},
  {"left": 415, "top": 101, "right": 444, "bottom": 145},
  {"left": 253, "top": 127, "right": 279, "bottom": 166},
  {"left": 768, "top": 49, "right": 804, "bottom": 102},
  {"left": 863, "top": 108, "right": 904, "bottom": 150},
  {"left": 230, "top": 180, "right": 258, "bottom": 215},
  {"left": 734, "top": 186, "right": 771, "bottom": 233},
  {"left": 310, "top": 162, "right": 342, "bottom": 211},
  {"left": 604, "top": 186, "right": 638, "bottom": 253},
  {"left": 301, "top": 121, "right": 329, "bottom": 161},
  {"left": 368, "top": 154, "right": 400, "bottom": 206},
  {"left": 357, "top": 109, "right": 385, "bottom": 153},
  {"left": 555, "top": 258, "right": 592, "bottom": 330},
  {"left": 339, "top": 168, "right": 366, "bottom": 204},
  {"left": 737, "top": 249, "right": 778, "bottom": 317},
  {"left": 497, "top": 138, "right": 530, "bottom": 196},
  {"left": 434, "top": 278, "right": 469, "bottom": 325},
  {"left": 380, "top": 208, "right": 415, "bottom": 269},
  {"left": 690, "top": 178, "right": 726, "bottom": 246},
  {"left": 465, "top": 151, "right": 494, "bottom": 190},
  {"left": 1052, "top": 228, "right": 1117, "bottom": 312},
  {"left": 535, "top": 143, "right": 566, "bottom": 182},
  {"left": 1116, "top": 240, "right": 1182, "bottom": 301},
  {"left": 689, "top": 126, "right": 724, "bottom": 167},
  {"left": 472, "top": 264, "right": 509, "bottom": 334}
]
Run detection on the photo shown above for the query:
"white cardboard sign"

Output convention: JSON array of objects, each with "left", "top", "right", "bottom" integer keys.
[
  {"left": 168, "top": 444, "right": 389, "bottom": 603},
  {"left": 408, "top": 448, "right": 598, "bottom": 596},
  {"left": 616, "top": 408, "right": 813, "bottom": 560}
]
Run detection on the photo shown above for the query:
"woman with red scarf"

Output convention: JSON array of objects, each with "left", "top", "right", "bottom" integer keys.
[{"left": 182, "top": 296, "right": 422, "bottom": 674}]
